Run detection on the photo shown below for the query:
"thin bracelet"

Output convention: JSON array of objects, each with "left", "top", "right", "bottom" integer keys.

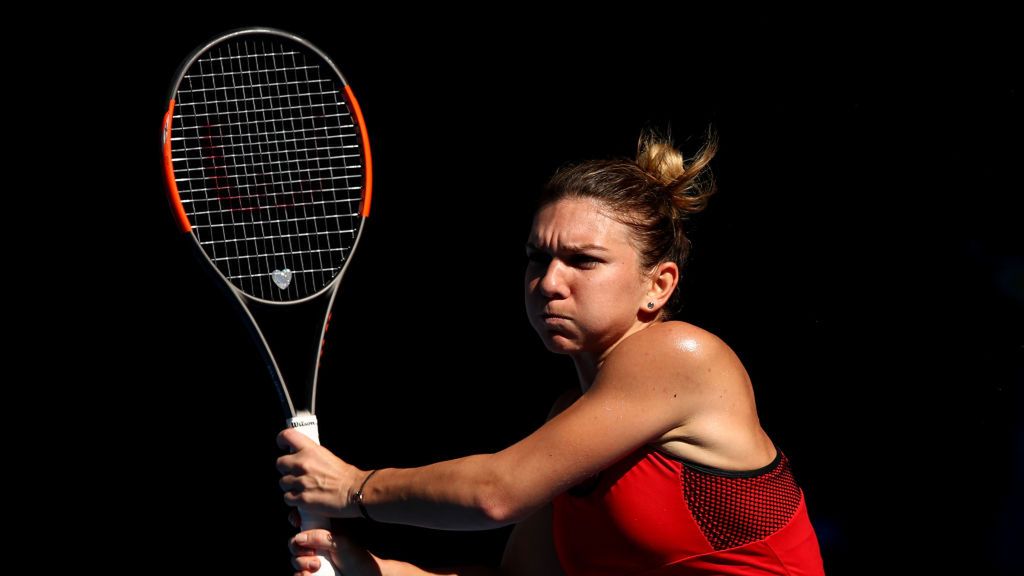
[{"left": 353, "top": 469, "right": 380, "bottom": 521}]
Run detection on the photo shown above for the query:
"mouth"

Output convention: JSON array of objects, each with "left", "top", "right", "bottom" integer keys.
[{"left": 539, "top": 314, "right": 573, "bottom": 333}]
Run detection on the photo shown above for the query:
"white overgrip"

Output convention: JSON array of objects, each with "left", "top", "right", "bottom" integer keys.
[{"left": 287, "top": 411, "right": 337, "bottom": 576}]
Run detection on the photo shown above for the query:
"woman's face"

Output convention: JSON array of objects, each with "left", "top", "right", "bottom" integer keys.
[{"left": 525, "top": 197, "right": 649, "bottom": 356}]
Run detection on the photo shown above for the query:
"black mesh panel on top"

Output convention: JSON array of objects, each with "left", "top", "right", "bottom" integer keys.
[{"left": 681, "top": 452, "right": 802, "bottom": 550}]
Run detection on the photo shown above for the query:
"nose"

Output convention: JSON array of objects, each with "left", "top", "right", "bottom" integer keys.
[{"left": 538, "top": 259, "right": 569, "bottom": 300}]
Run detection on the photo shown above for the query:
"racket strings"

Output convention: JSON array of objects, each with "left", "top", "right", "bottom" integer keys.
[{"left": 170, "top": 36, "right": 363, "bottom": 301}]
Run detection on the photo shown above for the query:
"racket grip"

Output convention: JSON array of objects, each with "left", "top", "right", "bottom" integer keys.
[{"left": 287, "top": 411, "right": 338, "bottom": 576}]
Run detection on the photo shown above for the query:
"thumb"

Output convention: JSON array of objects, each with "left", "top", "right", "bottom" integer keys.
[
  {"left": 290, "top": 529, "right": 337, "bottom": 555},
  {"left": 291, "top": 530, "right": 381, "bottom": 574}
]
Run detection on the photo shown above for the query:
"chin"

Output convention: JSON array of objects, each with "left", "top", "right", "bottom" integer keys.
[{"left": 540, "top": 331, "right": 580, "bottom": 354}]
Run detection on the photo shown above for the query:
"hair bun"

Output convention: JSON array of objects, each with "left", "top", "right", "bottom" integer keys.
[
  {"left": 636, "top": 128, "right": 718, "bottom": 218},
  {"left": 637, "top": 133, "right": 687, "bottom": 186}
]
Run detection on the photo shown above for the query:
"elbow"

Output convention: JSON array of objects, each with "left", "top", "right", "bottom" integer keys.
[
  {"left": 479, "top": 486, "right": 517, "bottom": 527},
  {"left": 478, "top": 473, "right": 528, "bottom": 527}
]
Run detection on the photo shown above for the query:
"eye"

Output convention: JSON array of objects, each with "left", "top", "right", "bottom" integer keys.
[{"left": 570, "top": 255, "right": 600, "bottom": 268}]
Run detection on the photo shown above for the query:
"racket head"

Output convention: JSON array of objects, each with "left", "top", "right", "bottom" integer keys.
[{"left": 162, "top": 27, "right": 372, "bottom": 304}]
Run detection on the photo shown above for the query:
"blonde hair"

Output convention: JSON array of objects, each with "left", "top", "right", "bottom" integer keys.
[{"left": 538, "top": 127, "right": 718, "bottom": 318}]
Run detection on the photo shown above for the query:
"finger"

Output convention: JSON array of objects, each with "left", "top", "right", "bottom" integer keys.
[
  {"left": 289, "top": 536, "right": 318, "bottom": 556},
  {"left": 290, "top": 530, "right": 337, "bottom": 554},
  {"left": 277, "top": 428, "right": 315, "bottom": 452},
  {"left": 280, "top": 480, "right": 306, "bottom": 506},
  {"left": 288, "top": 508, "right": 300, "bottom": 528},
  {"left": 283, "top": 490, "right": 302, "bottom": 506},
  {"left": 276, "top": 453, "right": 298, "bottom": 474},
  {"left": 289, "top": 531, "right": 311, "bottom": 555},
  {"left": 279, "top": 475, "right": 303, "bottom": 493},
  {"left": 290, "top": 554, "right": 320, "bottom": 573}
]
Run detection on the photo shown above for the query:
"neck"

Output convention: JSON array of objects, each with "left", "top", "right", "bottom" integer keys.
[
  {"left": 572, "top": 318, "right": 659, "bottom": 393},
  {"left": 572, "top": 355, "right": 599, "bottom": 393}
]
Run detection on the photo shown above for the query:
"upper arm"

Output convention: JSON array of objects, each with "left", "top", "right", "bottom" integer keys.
[{"left": 491, "top": 323, "right": 718, "bottom": 522}]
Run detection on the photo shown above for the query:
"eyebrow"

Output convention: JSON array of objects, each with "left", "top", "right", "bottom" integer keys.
[{"left": 525, "top": 242, "right": 609, "bottom": 253}]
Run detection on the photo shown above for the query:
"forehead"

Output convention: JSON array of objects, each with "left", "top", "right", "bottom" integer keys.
[{"left": 529, "top": 198, "right": 630, "bottom": 248}]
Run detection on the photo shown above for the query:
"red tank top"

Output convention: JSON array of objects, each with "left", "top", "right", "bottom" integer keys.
[{"left": 552, "top": 445, "right": 824, "bottom": 575}]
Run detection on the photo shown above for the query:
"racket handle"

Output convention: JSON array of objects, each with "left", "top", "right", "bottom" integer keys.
[{"left": 287, "top": 411, "right": 338, "bottom": 576}]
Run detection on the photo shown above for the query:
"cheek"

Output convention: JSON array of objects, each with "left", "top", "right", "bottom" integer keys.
[
  {"left": 600, "top": 266, "right": 638, "bottom": 294},
  {"left": 524, "top": 275, "right": 539, "bottom": 297},
  {"left": 580, "top": 271, "right": 634, "bottom": 312},
  {"left": 604, "top": 271, "right": 645, "bottom": 312}
]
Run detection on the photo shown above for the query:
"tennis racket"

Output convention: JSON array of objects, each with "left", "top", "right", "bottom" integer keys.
[{"left": 161, "top": 27, "right": 372, "bottom": 575}]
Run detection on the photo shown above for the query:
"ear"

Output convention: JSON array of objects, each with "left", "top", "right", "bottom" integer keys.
[{"left": 641, "top": 261, "right": 679, "bottom": 314}]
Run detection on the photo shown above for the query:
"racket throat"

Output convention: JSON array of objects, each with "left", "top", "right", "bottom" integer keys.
[{"left": 244, "top": 293, "right": 334, "bottom": 417}]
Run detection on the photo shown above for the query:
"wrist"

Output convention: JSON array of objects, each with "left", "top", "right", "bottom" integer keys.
[
  {"left": 344, "top": 469, "right": 365, "bottom": 514},
  {"left": 351, "top": 468, "right": 381, "bottom": 521}
]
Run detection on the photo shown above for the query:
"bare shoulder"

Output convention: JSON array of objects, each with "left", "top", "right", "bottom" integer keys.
[
  {"left": 598, "top": 321, "right": 754, "bottom": 414},
  {"left": 613, "top": 322, "right": 773, "bottom": 469},
  {"left": 609, "top": 320, "right": 742, "bottom": 372}
]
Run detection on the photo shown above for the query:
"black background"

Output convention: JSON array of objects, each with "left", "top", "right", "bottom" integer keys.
[{"left": 60, "top": 14, "right": 1019, "bottom": 575}]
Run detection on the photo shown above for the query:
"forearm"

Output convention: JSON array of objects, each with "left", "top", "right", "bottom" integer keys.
[
  {"left": 379, "top": 558, "right": 501, "bottom": 576},
  {"left": 360, "top": 453, "right": 510, "bottom": 530}
]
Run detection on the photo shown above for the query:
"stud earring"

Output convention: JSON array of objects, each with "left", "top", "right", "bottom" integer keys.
[{"left": 647, "top": 302, "right": 654, "bottom": 309}]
